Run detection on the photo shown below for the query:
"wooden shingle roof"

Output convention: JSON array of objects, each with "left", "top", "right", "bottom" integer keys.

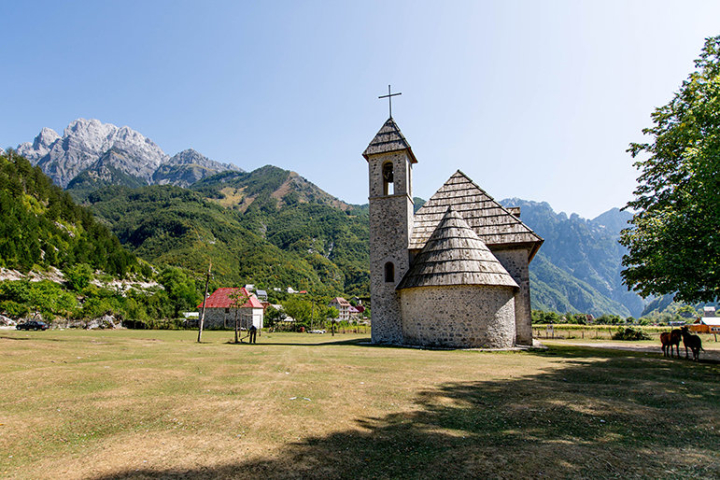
[
  {"left": 409, "top": 171, "right": 543, "bottom": 259},
  {"left": 362, "top": 117, "right": 417, "bottom": 163},
  {"left": 398, "top": 207, "right": 518, "bottom": 290}
]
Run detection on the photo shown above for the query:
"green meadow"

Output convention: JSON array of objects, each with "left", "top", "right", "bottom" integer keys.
[{"left": 1, "top": 329, "right": 719, "bottom": 479}]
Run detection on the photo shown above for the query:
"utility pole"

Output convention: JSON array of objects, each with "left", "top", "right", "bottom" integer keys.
[{"left": 197, "top": 261, "right": 211, "bottom": 343}]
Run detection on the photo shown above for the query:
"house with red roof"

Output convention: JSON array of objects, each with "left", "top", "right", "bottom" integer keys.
[{"left": 197, "top": 287, "right": 264, "bottom": 330}]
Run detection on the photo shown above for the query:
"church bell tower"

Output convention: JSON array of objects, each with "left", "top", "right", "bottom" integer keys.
[{"left": 363, "top": 117, "right": 416, "bottom": 344}]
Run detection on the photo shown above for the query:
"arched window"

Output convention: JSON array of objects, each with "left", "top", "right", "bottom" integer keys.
[
  {"left": 382, "top": 161, "right": 394, "bottom": 195},
  {"left": 384, "top": 262, "right": 395, "bottom": 283}
]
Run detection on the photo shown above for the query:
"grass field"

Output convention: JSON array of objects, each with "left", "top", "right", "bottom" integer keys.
[{"left": 1, "top": 329, "right": 719, "bottom": 479}]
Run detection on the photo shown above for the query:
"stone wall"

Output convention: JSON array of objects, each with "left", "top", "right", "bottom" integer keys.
[
  {"left": 200, "top": 308, "right": 263, "bottom": 330},
  {"left": 492, "top": 247, "right": 533, "bottom": 345},
  {"left": 400, "top": 285, "right": 516, "bottom": 348},
  {"left": 367, "top": 152, "right": 413, "bottom": 198},
  {"left": 368, "top": 151, "right": 414, "bottom": 345}
]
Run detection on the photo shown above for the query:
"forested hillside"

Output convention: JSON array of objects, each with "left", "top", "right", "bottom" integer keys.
[
  {"left": 501, "top": 199, "right": 643, "bottom": 317},
  {"left": 0, "top": 151, "right": 139, "bottom": 276},
  {"left": 190, "top": 165, "right": 351, "bottom": 211},
  {"left": 85, "top": 181, "right": 370, "bottom": 296},
  {"left": 188, "top": 166, "right": 369, "bottom": 293},
  {"left": 0, "top": 152, "right": 192, "bottom": 323}
]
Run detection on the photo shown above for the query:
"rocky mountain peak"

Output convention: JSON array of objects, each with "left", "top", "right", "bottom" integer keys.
[
  {"left": 167, "top": 148, "right": 240, "bottom": 171},
  {"left": 16, "top": 118, "right": 244, "bottom": 190},
  {"left": 18, "top": 119, "right": 168, "bottom": 187},
  {"left": 592, "top": 207, "right": 632, "bottom": 233},
  {"left": 37, "top": 127, "right": 61, "bottom": 146},
  {"left": 17, "top": 127, "right": 61, "bottom": 162}
]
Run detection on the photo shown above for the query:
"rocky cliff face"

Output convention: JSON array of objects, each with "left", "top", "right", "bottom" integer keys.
[
  {"left": 153, "top": 149, "right": 242, "bottom": 187},
  {"left": 17, "top": 119, "right": 241, "bottom": 188},
  {"left": 501, "top": 198, "right": 643, "bottom": 316},
  {"left": 18, "top": 127, "right": 60, "bottom": 161}
]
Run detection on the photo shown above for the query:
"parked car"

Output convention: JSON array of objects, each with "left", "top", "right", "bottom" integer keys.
[{"left": 16, "top": 320, "right": 49, "bottom": 331}]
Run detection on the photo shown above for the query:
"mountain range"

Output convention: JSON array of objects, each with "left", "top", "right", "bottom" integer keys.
[
  {"left": 16, "top": 119, "right": 241, "bottom": 192},
  {"left": 501, "top": 200, "right": 640, "bottom": 317},
  {"left": 12, "top": 119, "right": 646, "bottom": 316}
]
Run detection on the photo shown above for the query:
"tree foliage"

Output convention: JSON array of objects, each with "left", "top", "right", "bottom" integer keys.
[
  {"left": 158, "top": 266, "right": 201, "bottom": 318},
  {"left": 64, "top": 263, "right": 93, "bottom": 292},
  {"left": 282, "top": 296, "right": 313, "bottom": 329},
  {"left": 86, "top": 180, "right": 369, "bottom": 297},
  {"left": 621, "top": 36, "right": 720, "bottom": 303},
  {"left": 0, "top": 151, "right": 138, "bottom": 276}
]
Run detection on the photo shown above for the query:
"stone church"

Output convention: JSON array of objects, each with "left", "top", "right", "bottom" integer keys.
[{"left": 364, "top": 117, "right": 543, "bottom": 348}]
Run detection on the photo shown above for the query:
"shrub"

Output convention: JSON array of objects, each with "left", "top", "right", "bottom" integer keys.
[
  {"left": 612, "top": 327, "right": 651, "bottom": 341},
  {"left": 0, "top": 300, "right": 30, "bottom": 318}
]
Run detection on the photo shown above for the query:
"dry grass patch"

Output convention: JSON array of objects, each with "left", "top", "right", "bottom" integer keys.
[{"left": 1, "top": 330, "right": 719, "bottom": 479}]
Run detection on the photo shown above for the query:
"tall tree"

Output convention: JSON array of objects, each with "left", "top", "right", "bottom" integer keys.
[
  {"left": 621, "top": 36, "right": 720, "bottom": 302},
  {"left": 282, "top": 296, "right": 312, "bottom": 330}
]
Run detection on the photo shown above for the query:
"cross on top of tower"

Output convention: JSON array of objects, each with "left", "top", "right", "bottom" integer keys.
[{"left": 378, "top": 85, "right": 402, "bottom": 118}]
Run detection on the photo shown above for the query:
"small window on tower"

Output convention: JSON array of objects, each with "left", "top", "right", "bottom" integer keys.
[
  {"left": 384, "top": 262, "right": 395, "bottom": 283},
  {"left": 382, "top": 161, "right": 395, "bottom": 195}
]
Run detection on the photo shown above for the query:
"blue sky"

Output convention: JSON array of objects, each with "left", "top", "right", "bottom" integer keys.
[{"left": 2, "top": 0, "right": 719, "bottom": 218}]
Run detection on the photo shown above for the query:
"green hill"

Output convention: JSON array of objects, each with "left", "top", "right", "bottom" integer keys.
[
  {"left": 0, "top": 151, "right": 138, "bottom": 276},
  {"left": 190, "top": 165, "right": 369, "bottom": 293},
  {"left": 85, "top": 180, "right": 369, "bottom": 296},
  {"left": 191, "top": 165, "right": 351, "bottom": 212}
]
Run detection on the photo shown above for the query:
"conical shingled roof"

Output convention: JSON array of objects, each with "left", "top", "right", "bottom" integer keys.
[
  {"left": 397, "top": 207, "right": 519, "bottom": 290},
  {"left": 362, "top": 117, "right": 417, "bottom": 163},
  {"left": 409, "top": 171, "right": 543, "bottom": 259}
]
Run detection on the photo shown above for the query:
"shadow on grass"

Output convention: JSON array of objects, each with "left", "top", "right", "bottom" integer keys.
[
  {"left": 94, "top": 346, "right": 720, "bottom": 479},
  {"left": 543, "top": 342, "right": 720, "bottom": 365},
  {"left": 226, "top": 337, "right": 371, "bottom": 347},
  {"left": 0, "top": 335, "right": 69, "bottom": 342}
]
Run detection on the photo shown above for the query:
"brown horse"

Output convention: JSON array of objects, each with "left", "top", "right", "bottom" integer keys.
[
  {"left": 660, "top": 329, "right": 682, "bottom": 357},
  {"left": 680, "top": 326, "right": 704, "bottom": 361}
]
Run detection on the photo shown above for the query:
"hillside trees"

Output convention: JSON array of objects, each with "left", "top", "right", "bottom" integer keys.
[
  {"left": 0, "top": 151, "right": 138, "bottom": 276},
  {"left": 242, "top": 200, "right": 370, "bottom": 295},
  {"left": 158, "top": 267, "right": 201, "bottom": 318},
  {"left": 621, "top": 36, "right": 720, "bottom": 302},
  {"left": 85, "top": 183, "right": 368, "bottom": 297}
]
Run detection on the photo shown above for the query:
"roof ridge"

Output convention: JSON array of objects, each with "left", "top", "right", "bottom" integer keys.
[
  {"left": 410, "top": 171, "right": 543, "bottom": 257},
  {"left": 362, "top": 117, "right": 417, "bottom": 163},
  {"left": 398, "top": 208, "right": 518, "bottom": 290}
]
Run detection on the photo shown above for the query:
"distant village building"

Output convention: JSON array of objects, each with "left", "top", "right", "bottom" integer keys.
[
  {"left": 197, "top": 287, "right": 264, "bottom": 330},
  {"left": 693, "top": 306, "right": 720, "bottom": 334},
  {"left": 365, "top": 117, "right": 543, "bottom": 348},
  {"left": 329, "top": 297, "right": 352, "bottom": 321}
]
